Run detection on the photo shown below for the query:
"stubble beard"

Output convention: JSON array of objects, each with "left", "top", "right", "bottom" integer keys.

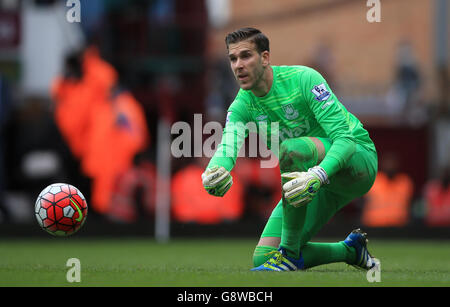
[{"left": 241, "top": 64, "right": 266, "bottom": 92}]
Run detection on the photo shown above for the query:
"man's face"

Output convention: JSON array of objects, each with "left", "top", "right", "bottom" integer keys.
[{"left": 228, "top": 40, "right": 269, "bottom": 91}]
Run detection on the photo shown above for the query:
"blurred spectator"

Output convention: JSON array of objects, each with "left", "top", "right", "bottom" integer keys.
[
  {"left": 84, "top": 88, "right": 149, "bottom": 214},
  {"left": 361, "top": 152, "right": 414, "bottom": 227},
  {"left": 171, "top": 157, "right": 244, "bottom": 224},
  {"left": 51, "top": 46, "right": 149, "bottom": 214},
  {"left": 424, "top": 166, "right": 450, "bottom": 226},
  {"left": 51, "top": 47, "right": 104, "bottom": 160},
  {"left": 385, "top": 40, "right": 426, "bottom": 124}
]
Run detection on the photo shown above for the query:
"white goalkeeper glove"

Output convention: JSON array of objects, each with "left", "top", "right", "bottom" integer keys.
[
  {"left": 201, "top": 166, "right": 233, "bottom": 197},
  {"left": 281, "top": 166, "right": 329, "bottom": 207}
]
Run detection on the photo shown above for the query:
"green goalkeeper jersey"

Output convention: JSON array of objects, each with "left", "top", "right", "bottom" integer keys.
[{"left": 207, "top": 65, "right": 376, "bottom": 178}]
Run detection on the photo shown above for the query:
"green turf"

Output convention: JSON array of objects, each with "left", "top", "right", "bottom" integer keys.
[{"left": 0, "top": 238, "right": 449, "bottom": 286}]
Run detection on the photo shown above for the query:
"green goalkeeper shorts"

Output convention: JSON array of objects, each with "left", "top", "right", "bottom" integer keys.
[{"left": 259, "top": 137, "right": 378, "bottom": 246}]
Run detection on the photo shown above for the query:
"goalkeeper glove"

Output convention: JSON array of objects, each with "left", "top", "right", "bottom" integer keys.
[
  {"left": 281, "top": 166, "right": 329, "bottom": 207},
  {"left": 201, "top": 166, "right": 233, "bottom": 197}
]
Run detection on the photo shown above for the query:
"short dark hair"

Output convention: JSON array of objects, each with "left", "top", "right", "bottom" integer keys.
[{"left": 225, "top": 27, "right": 270, "bottom": 54}]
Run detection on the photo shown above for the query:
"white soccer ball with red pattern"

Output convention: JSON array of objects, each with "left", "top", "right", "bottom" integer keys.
[{"left": 35, "top": 183, "right": 88, "bottom": 236}]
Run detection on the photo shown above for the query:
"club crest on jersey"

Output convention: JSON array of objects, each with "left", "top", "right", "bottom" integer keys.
[
  {"left": 281, "top": 103, "right": 299, "bottom": 120},
  {"left": 311, "top": 83, "right": 331, "bottom": 102}
]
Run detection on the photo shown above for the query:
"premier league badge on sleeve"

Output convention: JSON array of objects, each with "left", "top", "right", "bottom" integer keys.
[{"left": 311, "top": 83, "right": 331, "bottom": 102}]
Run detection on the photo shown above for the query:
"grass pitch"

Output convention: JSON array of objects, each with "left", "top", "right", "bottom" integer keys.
[{"left": 1, "top": 238, "right": 449, "bottom": 287}]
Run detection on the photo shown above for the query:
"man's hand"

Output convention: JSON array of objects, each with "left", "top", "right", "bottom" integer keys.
[
  {"left": 201, "top": 166, "right": 233, "bottom": 197},
  {"left": 281, "top": 166, "right": 329, "bottom": 207}
]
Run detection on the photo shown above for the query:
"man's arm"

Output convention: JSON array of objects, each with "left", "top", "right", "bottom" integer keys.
[
  {"left": 207, "top": 107, "right": 249, "bottom": 172},
  {"left": 202, "top": 99, "right": 250, "bottom": 197},
  {"left": 281, "top": 68, "right": 357, "bottom": 207},
  {"left": 303, "top": 68, "right": 356, "bottom": 178}
]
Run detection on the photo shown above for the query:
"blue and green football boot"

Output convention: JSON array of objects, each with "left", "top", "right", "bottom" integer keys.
[{"left": 343, "top": 228, "right": 378, "bottom": 270}]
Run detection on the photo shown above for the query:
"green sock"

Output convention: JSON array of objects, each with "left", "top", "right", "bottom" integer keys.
[
  {"left": 253, "top": 242, "right": 356, "bottom": 269},
  {"left": 301, "top": 241, "right": 356, "bottom": 269},
  {"left": 280, "top": 202, "right": 307, "bottom": 259},
  {"left": 253, "top": 245, "right": 278, "bottom": 267}
]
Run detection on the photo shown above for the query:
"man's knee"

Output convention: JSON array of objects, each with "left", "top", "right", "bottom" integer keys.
[{"left": 279, "top": 137, "right": 317, "bottom": 173}]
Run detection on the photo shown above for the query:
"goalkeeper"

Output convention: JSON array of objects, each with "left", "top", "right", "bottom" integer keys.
[{"left": 202, "top": 27, "right": 379, "bottom": 271}]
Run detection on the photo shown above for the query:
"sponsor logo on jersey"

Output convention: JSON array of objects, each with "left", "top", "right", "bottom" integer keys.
[
  {"left": 278, "top": 118, "right": 311, "bottom": 141},
  {"left": 311, "top": 83, "right": 331, "bottom": 102}
]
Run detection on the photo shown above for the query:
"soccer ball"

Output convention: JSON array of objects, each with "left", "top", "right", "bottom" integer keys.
[{"left": 35, "top": 183, "right": 88, "bottom": 236}]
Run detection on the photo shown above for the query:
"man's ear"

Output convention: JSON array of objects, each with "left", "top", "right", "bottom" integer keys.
[{"left": 261, "top": 50, "right": 270, "bottom": 67}]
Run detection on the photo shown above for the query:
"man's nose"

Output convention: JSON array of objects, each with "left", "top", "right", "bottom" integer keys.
[{"left": 235, "top": 58, "right": 244, "bottom": 69}]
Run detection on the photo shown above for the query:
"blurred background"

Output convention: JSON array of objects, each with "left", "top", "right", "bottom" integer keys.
[{"left": 0, "top": 0, "right": 448, "bottom": 240}]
